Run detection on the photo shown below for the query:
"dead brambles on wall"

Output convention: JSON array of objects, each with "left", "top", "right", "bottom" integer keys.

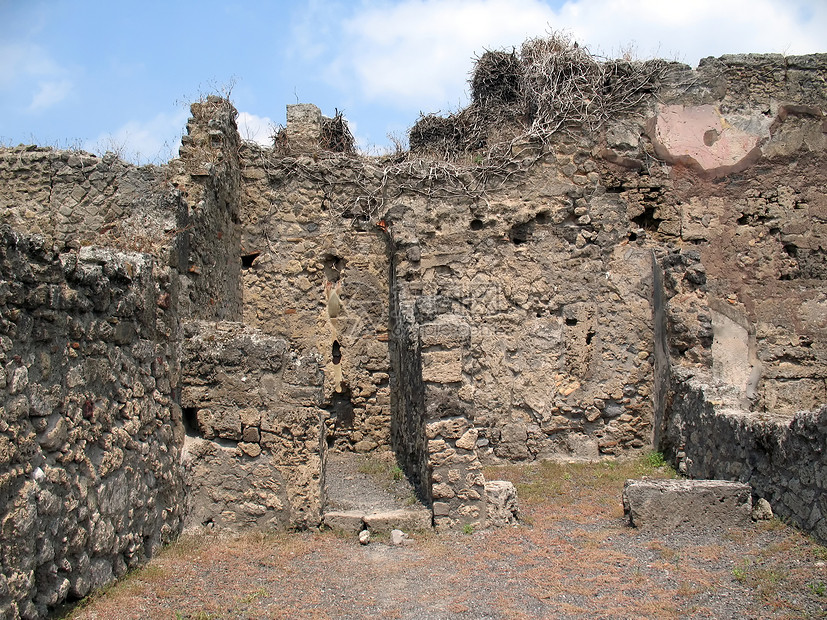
[{"left": 410, "top": 31, "right": 668, "bottom": 157}]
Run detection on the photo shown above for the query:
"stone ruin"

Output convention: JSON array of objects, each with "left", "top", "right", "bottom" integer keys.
[{"left": 1, "top": 40, "right": 826, "bottom": 617}]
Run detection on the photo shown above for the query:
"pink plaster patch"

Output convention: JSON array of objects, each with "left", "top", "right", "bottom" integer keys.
[{"left": 651, "top": 104, "right": 763, "bottom": 174}]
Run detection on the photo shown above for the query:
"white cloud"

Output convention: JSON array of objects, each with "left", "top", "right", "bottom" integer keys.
[
  {"left": 557, "top": 0, "right": 827, "bottom": 64},
  {"left": 0, "top": 43, "right": 59, "bottom": 87},
  {"left": 86, "top": 109, "right": 189, "bottom": 165},
  {"left": 313, "top": 0, "right": 826, "bottom": 114},
  {"left": 0, "top": 42, "right": 75, "bottom": 111},
  {"left": 237, "top": 111, "right": 275, "bottom": 146},
  {"left": 334, "top": 0, "right": 557, "bottom": 109},
  {"left": 28, "top": 79, "right": 73, "bottom": 111}
]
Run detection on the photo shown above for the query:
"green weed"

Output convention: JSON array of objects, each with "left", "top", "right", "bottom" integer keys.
[
  {"left": 645, "top": 451, "right": 666, "bottom": 468},
  {"left": 808, "top": 581, "right": 826, "bottom": 597}
]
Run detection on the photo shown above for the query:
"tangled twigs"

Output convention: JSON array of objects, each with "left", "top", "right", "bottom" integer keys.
[
  {"left": 320, "top": 110, "right": 356, "bottom": 154},
  {"left": 521, "top": 34, "right": 667, "bottom": 140},
  {"left": 245, "top": 32, "right": 670, "bottom": 234},
  {"left": 410, "top": 31, "right": 668, "bottom": 157}
]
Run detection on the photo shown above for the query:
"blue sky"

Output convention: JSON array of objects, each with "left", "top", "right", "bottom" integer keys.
[{"left": 1, "top": 0, "right": 825, "bottom": 162}]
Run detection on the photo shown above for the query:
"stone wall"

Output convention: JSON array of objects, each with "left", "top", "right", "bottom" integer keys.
[
  {"left": 665, "top": 369, "right": 827, "bottom": 543},
  {"left": 642, "top": 54, "right": 827, "bottom": 543},
  {"left": 1, "top": 47, "right": 827, "bottom": 615},
  {"left": 173, "top": 95, "right": 244, "bottom": 323},
  {"left": 0, "top": 229, "right": 184, "bottom": 619},
  {"left": 0, "top": 146, "right": 179, "bottom": 254},
  {"left": 180, "top": 321, "right": 325, "bottom": 530},
  {"left": 0, "top": 95, "right": 249, "bottom": 618},
  {"left": 237, "top": 142, "right": 393, "bottom": 453},
  {"left": 388, "top": 252, "right": 429, "bottom": 502}
]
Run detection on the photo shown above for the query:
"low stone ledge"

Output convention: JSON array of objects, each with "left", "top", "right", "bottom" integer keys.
[
  {"left": 322, "top": 511, "right": 365, "bottom": 533},
  {"left": 323, "top": 508, "right": 433, "bottom": 533},
  {"left": 623, "top": 479, "right": 752, "bottom": 530},
  {"left": 363, "top": 508, "right": 432, "bottom": 533}
]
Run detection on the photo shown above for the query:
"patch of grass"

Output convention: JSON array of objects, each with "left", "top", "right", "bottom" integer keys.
[
  {"left": 485, "top": 453, "right": 677, "bottom": 513},
  {"left": 645, "top": 451, "right": 666, "bottom": 468},
  {"left": 357, "top": 455, "right": 390, "bottom": 475},
  {"left": 808, "top": 581, "right": 826, "bottom": 597},
  {"left": 462, "top": 524, "right": 474, "bottom": 535},
  {"left": 811, "top": 544, "right": 827, "bottom": 561}
]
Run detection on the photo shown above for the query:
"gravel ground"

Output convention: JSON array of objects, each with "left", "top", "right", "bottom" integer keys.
[
  {"left": 324, "top": 451, "right": 422, "bottom": 513},
  {"left": 60, "top": 457, "right": 827, "bottom": 620}
]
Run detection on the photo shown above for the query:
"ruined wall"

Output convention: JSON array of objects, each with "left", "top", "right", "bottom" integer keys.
[
  {"left": 173, "top": 95, "right": 244, "bottom": 323},
  {"left": 640, "top": 54, "right": 827, "bottom": 542},
  {"left": 0, "top": 95, "right": 251, "bottom": 618},
  {"left": 390, "top": 161, "right": 657, "bottom": 463},
  {"left": 0, "top": 146, "right": 178, "bottom": 254},
  {"left": 666, "top": 369, "right": 827, "bottom": 543},
  {"left": 0, "top": 229, "right": 184, "bottom": 619},
  {"left": 180, "top": 321, "right": 325, "bottom": 530},
  {"left": 2, "top": 46, "right": 827, "bottom": 614},
  {"left": 388, "top": 252, "right": 429, "bottom": 502},
  {"left": 640, "top": 55, "right": 827, "bottom": 417},
  {"left": 237, "top": 144, "right": 392, "bottom": 454}
]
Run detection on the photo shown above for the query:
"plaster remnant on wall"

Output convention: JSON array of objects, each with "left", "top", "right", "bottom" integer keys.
[{"left": 649, "top": 104, "right": 765, "bottom": 175}]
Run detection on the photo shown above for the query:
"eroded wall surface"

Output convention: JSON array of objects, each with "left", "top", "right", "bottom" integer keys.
[
  {"left": 0, "top": 95, "right": 251, "bottom": 617},
  {"left": 180, "top": 321, "right": 325, "bottom": 530},
  {"left": 666, "top": 370, "right": 827, "bottom": 543},
  {"left": 0, "top": 230, "right": 183, "bottom": 619}
]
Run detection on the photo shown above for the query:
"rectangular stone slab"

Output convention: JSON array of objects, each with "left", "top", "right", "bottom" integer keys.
[
  {"left": 322, "top": 511, "right": 365, "bottom": 533},
  {"left": 623, "top": 479, "right": 752, "bottom": 530},
  {"left": 363, "top": 508, "right": 432, "bottom": 533}
]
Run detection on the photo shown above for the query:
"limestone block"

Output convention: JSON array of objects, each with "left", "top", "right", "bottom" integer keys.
[
  {"left": 623, "top": 479, "right": 752, "bottom": 530},
  {"left": 485, "top": 480, "right": 520, "bottom": 527},
  {"left": 323, "top": 511, "right": 364, "bottom": 533},
  {"left": 455, "top": 428, "right": 478, "bottom": 451},
  {"left": 286, "top": 104, "right": 322, "bottom": 151},
  {"left": 425, "top": 417, "right": 471, "bottom": 440},
  {"left": 363, "top": 508, "right": 432, "bottom": 533},
  {"left": 433, "top": 502, "right": 450, "bottom": 517},
  {"left": 420, "top": 321, "right": 471, "bottom": 348}
]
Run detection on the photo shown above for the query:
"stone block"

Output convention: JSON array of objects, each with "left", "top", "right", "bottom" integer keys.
[
  {"left": 623, "top": 479, "right": 752, "bottom": 530},
  {"left": 323, "top": 511, "right": 364, "bottom": 533},
  {"left": 420, "top": 321, "right": 471, "bottom": 348},
  {"left": 363, "top": 508, "right": 432, "bottom": 533},
  {"left": 485, "top": 480, "right": 519, "bottom": 527},
  {"left": 433, "top": 502, "right": 450, "bottom": 517},
  {"left": 286, "top": 104, "right": 321, "bottom": 151}
]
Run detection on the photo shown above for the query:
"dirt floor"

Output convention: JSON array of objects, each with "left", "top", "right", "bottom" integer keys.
[{"left": 59, "top": 456, "right": 827, "bottom": 619}]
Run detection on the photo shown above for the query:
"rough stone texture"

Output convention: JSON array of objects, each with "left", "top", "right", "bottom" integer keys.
[
  {"left": 180, "top": 321, "right": 325, "bottom": 530},
  {"left": 285, "top": 104, "right": 322, "bottom": 152},
  {"left": 173, "top": 95, "right": 244, "bottom": 323},
  {"left": 0, "top": 230, "right": 184, "bottom": 619},
  {"left": 237, "top": 141, "right": 392, "bottom": 455},
  {"left": 322, "top": 511, "right": 364, "bottom": 533},
  {"left": 622, "top": 479, "right": 752, "bottom": 530},
  {"left": 663, "top": 371, "right": 827, "bottom": 543},
  {"left": 0, "top": 146, "right": 178, "bottom": 254},
  {"left": 484, "top": 480, "right": 520, "bottom": 527},
  {"left": 2, "top": 51, "right": 827, "bottom": 615},
  {"left": 362, "top": 508, "right": 432, "bottom": 533},
  {"left": 0, "top": 96, "right": 247, "bottom": 617}
]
